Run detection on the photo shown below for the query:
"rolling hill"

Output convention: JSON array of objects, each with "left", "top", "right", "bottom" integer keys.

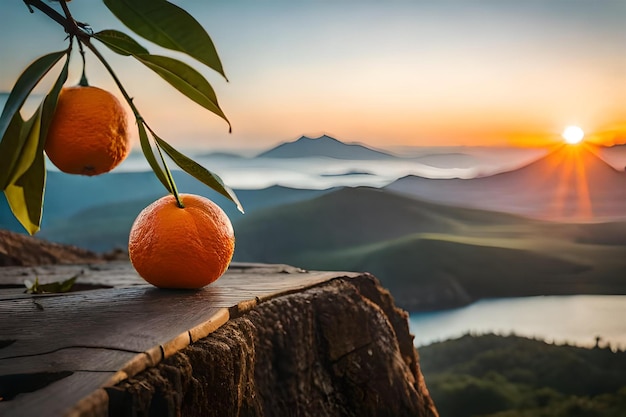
[
  {"left": 234, "top": 186, "right": 537, "bottom": 257},
  {"left": 0, "top": 170, "right": 333, "bottom": 248},
  {"left": 387, "top": 144, "right": 626, "bottom": 221},
  {"left": 29, "top": 184, "right": 332, "bottom": 252},
  {"left": 256, "top": 134, "right": 396, "bottom": 159},
  {"left": 233, "top": 186, "right": 626, "bottom": 310}
]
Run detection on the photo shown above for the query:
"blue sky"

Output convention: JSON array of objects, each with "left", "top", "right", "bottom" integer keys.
[{"left": 1, "top": 1, "right": 624, "bottom": 150}]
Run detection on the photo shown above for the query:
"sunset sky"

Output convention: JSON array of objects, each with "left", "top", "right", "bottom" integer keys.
[{"left": 0, "top": 0, "right": 624, "bottom": 151}]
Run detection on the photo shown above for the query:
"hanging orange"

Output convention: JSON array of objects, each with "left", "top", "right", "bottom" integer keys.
[{"left": 45, "top": 86, "right": 129, "bottom": 176}]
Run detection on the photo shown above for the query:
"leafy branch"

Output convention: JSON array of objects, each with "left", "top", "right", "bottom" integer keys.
[{"left": 0, "top": 0, "right": 243, "bottom": 233}]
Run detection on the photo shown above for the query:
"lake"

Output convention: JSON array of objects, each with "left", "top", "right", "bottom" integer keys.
[{"left": 409, "top": 295, "right": 626, "bottom": 350}]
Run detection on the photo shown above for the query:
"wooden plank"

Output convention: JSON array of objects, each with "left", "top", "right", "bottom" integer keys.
[
  {"left": 0, "top": 347, "right": 137, "bottom": 375},
  {"left": 0, "top": 262, "right": 360, "bottom": 416},
  {"left": 0, "top": 262, "right": 304, "bottom": 288},
  {"left": 0, "top": 288, "right": 226, "bottom": 357},
  {"left": 0, "top": 271, "right": 353, "bottom": 358},
  {"left": 0, "top": 371, "right": 115, "bottom": 417}
]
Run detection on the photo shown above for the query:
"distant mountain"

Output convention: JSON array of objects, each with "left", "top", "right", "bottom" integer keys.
[
  {"left": 256, "top": 135, "right": 396, "bottom": 160},
  {"left": 387, "top": 144, "right": 626, "bottom": 220},
  {"left": 599, "top": 144, "right": 626, "bottom": 171},
  {"left": 233, "top": 186, "right": 626, "bottom": 310}
]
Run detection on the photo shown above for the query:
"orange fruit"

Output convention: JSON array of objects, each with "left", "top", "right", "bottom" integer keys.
[
  {"left": 128, "top": 193, "right": 235, "bottom": 289},
  {"left": 45, "top": 85, "right": 129, "bottom": 176}
]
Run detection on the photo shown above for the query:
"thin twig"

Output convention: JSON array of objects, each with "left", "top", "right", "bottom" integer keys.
[
  {"left": 22, "top": 0, "right": 71, "bottom": 32},
  {"left": 81, "top": 37, "right": 184, "bottom": 207},
  {"left": 58, "top": 0, "right": 80, "bottom": 34}
]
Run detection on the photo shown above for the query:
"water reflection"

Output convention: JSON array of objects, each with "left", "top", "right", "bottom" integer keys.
[{"left": 409, "top": 295, "right": 626, "bottom": 350}]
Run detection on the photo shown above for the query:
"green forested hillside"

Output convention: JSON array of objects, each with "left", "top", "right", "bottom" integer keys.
[
  {"left": 236, "top": 186, "right": 536, "bottom": 252},
  {"left": 233, "top": 187, "right": 626, "bottom": 310},
  {"left": 419, "top": 334, "right": 626, "bottom": 417}
]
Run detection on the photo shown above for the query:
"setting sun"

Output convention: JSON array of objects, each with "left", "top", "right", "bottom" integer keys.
[{"left": 562, "top": 126, "right": 585, "bottom": 145}]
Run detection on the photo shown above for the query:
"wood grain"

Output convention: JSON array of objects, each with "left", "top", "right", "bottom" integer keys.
[{"left": 0, "top": 261, "right": 359, "bottom": 417}]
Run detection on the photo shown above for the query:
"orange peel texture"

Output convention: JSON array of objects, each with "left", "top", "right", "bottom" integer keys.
[
  {"left": 45, "top": 86, "right": 129, "bottom": 176},
  {"left": 128, "top": 194, "right": 235, "bottom": 289}
]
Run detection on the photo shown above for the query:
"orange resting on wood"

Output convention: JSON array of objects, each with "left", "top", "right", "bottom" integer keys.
[
  {"left": 128, "top": 193, "right": 235, "bottom": 289},
  {"left": 45, "top": 86, "right": 129, "bottom": 176}
]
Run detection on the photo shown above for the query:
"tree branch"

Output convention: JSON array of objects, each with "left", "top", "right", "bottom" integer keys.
[{"left": 22, "top": 0, "right": 86, "bottom": 39}]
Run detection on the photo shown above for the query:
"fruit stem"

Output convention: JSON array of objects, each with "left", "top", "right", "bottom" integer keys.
[
  {"left": 143, "top": 123, "right": 184, "bottom": 208},
  {"left": 80, "top": 39, "right": 137, "bottom": 116},
  {"left": 80, "top": 35, "right": 184, "bottom": 207},
  {"left": 77, "top": 41, "right": 89, "bottom": 87},
  {"left": 151, "top": 132, "right": 185, "bottom": 209}
]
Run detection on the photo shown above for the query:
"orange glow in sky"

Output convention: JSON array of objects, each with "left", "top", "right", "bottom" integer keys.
[{"left": 0, "top": 1, "right": 624, "bottom": 151}]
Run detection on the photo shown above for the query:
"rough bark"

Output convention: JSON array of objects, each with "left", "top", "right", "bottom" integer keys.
[{"left": 108, "top": 275, "right": 438, "bottom": 417}]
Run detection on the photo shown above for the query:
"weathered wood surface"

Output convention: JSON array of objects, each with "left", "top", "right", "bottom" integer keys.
[
  {"left": 107, "top": 277, "right": 440, "bottom": 417},
  {"left": 0, "top": 261, "right": 359, "bottom": 417}
]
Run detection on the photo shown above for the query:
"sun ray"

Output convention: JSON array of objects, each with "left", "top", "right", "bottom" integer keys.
[
  {"left": 572, "top": 143, "right": 593, "bottom": 218},
  {"left": 537, "top": 140, "right": 597, "bottom": 220},
  {"left": 550, "top": 144, "right": 575, "bottom": 218}
]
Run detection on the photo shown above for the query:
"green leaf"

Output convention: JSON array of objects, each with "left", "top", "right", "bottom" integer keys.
[
  {"left": 134, "top": 54, "right": 230, "bottom": 130},
  {"left": 4, "top": 134, "right": 46, "bottom": 235},
  {"left": 154, "top": 135, "right": 244, "bottom": 213},
  {"left": 102, "top": 0, "right": 226, "bottom": 79},
  {"left": 93, "top": 30, "right": 230, "bottom": 129},
  {"left": 2, "top": 56, "right": 69, "bottom": 235},
  {"left": 93, "top": 29, "right": 149, "bottom": 56},
  {"left": 153, "top": 138, "right": 182, "bottom": 207},
  {"left": 6, "top": 111, "right": 42, "bottom": 187},
  {"left": 4, "top": 46, "right": 66, "bottom": 187},
  {"left": 0, "top": 112, "right": 25, "bottom": 189},
  {"left": 0, "top": 51, "right": 66, "bottom": 188},
  {"left": 25, "top": 273, "right": 80, "bottom": 294},
  {"left": 39, "top": 53, "right": 70, "bottom": 143},
  {"left": 0, "top": 50, "right": 66, "bottom": 148},
  {"left": 137, "top": 122, "right": 172, "bottom": 192}
]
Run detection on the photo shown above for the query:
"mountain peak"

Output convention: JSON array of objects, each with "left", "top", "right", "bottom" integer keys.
[
  {"left": 387, "top": 143, "right": 626, "bottom": 220},
  {"left": 513, "top": 144, "right": 620, "bottom": 180},
  {"left": 257, "top": 135, "right": 395, "bottom": 160},
  {"left": 296, "top": 134, "right": 341, "bottom": 143}
]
